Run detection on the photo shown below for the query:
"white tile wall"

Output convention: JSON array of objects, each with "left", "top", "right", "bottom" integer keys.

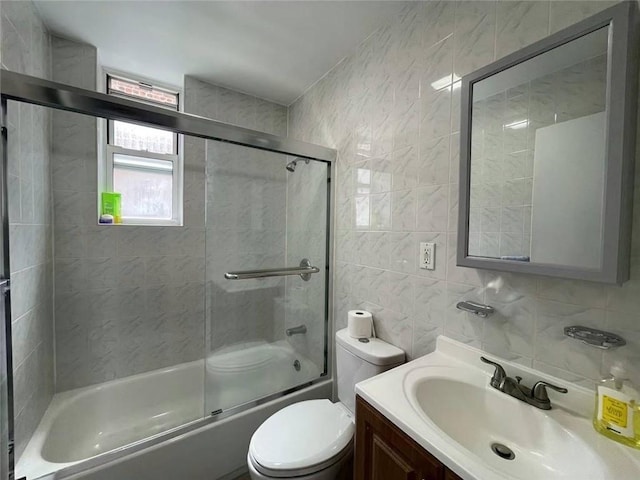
[
  {"left": 183, "top": 76, "right": 290, "bottom": 357},
  {"left": 2, "top": 0, "right": 54, "bottom": 461},
  {"left": 204, "top": 141, "right": 287, "bottom": 352},
  {"left": 289, "top": 0, "right": 638, "bottom": 389},
  {"left": 284, "top": 159, "right": 328, "bottom": 370},
  {"left": 51, "top": 67, "right": 288, "bottom": 391}
]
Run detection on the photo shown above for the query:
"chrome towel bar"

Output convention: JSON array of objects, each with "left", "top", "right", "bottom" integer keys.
[{"left": 224, "top": 258, "right": 319, "bottom": 281}]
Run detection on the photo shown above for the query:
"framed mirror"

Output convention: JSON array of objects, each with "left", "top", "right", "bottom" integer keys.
[{"left": 457, "top": 2, "right": 638, "bottom": 284}]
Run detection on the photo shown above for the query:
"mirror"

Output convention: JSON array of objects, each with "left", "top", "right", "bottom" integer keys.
[
  {"left": 458, "top": 2, "right": 638, "bottom": 284},
  {"left": 470, "top": 27, "right": 608, "bottom": 268}
]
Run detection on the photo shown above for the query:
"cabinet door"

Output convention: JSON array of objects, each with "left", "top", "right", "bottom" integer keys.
[
  {"left": 370, "top": 433, "right": 419, "bottom": 480},
  {"left": 445, "top": 469, "right": 463, "bottom": 480},
  {"left": 355, "top": 396, "right": 444, "bottom": 480}
]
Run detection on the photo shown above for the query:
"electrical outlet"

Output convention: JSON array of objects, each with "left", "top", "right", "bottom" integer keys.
[{"left": 419, "top": 242, "right": 435, "bottom": 270}]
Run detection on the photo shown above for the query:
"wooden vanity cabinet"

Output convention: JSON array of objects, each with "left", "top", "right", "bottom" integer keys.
[{"left": 355, "top": 396, "right": 463, "bottom": 480}]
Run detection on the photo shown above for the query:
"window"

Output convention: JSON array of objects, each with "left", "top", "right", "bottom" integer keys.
[{"left": 104, "top": 73, "right": 182, "bottom": 225}]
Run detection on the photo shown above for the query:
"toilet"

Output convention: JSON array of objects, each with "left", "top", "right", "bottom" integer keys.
[{"left": 247, "top": 328, "right": 405, "bottom": 479}]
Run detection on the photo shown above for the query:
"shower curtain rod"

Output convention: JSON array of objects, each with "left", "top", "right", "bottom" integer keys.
[{"left": 0, "top": 69, "right": 336, "bottom": 163}]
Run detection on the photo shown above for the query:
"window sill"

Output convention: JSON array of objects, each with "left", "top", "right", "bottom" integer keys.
[{"left": 97, "top": 218, "right": 183, "bottom": 227}]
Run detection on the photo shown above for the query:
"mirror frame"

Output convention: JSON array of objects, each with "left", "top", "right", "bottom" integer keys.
[{"left": 457, "top": 2, "right": 639, "bottom": 284}]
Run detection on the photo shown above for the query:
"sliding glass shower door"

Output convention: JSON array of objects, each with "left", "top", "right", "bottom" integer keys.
[
  {"left": 204, "top": 140, "right": 329, "bottom": 415},
  {"left": 3, "top": 70, "right": 333, "bottom": 479},
  {"left": 0, "top": 100, "right": 11, "bottom": 480}
]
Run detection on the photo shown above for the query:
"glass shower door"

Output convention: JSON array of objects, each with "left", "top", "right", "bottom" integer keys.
[{"left": 204, "top": 140, "right": 329, "bottom": 415}]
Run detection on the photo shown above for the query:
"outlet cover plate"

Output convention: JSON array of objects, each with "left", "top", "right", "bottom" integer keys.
[{"left": 420, "top": 242, "right": 435, "bottom": 270}]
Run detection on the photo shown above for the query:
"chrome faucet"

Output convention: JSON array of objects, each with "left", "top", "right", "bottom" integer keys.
[
  {"left": 286, "top": 325, "right": 307, "bottom": 336},
  {"left": 480, "top": 357, "right": 568, "bottom": 410}
]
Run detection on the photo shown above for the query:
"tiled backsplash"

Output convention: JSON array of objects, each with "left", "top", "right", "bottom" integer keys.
[
  {"left": 2, "top": 0, "right": 54, "bottom": 460},
  {"left": 289, "top": 0, "right": 639, "bottom": 388}
]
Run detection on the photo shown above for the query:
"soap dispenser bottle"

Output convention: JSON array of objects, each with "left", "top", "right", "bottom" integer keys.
[{"left": 593, "top": 361, "right": 640, "bottom": 449}]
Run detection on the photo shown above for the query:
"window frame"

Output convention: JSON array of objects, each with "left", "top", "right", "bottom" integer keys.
[
  {"left": 106, "top": 144, "right": 181, "bottom": 226},
  {"left": 108, "top": 118, "right": 179, "bottom": 156},
  {"left": 106, "top": 74, "right": 180, "bottom": 109},
  {"left": 101, "top": 68, "right": 184, "bottom": 226}
]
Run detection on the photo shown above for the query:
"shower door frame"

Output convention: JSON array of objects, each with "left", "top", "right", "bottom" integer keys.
[
  {"left": 0, "top": 97, "right": 15, "bottom": 480},
  {"left": 0, "top": 69, "right": 336, "bottom": 479}
]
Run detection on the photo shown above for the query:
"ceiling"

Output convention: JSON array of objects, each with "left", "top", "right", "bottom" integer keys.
[{"left": 34, "top": 1, "right": 405, "bottom": 105}]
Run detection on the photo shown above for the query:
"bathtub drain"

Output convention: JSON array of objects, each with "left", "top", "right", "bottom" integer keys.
[{"left": 293, "top": 359, "right": 301, "bottom": 371}]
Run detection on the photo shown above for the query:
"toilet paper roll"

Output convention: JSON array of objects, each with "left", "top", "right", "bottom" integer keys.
[{"left": 348, "top": 310, "right": 373, "bottom": 338}]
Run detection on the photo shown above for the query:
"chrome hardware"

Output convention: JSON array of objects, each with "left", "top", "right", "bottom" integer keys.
[
  {"left": 225, "top": 258, "right": 319, "bottom": 281},
  {"left": 456, "top": 300, "right": 494, "bottom": 318},
  {"left": 531, "top": 381, "right": 569, "bottom": 408},
  {"left": 1, "top": 70, "right": 336, "bottom": 163},
  {"left": 286, "top": 325, "right": 307, "bottom": 336},
  {"left": 293, "top": 359, "right": 301, "bottom": 371},
  {"left": 564, "top": 325, "right": 626, "bottom": 349},
  {"left": 286, "top": 157, "right": 310, "bottom": 172},
  {"left": 297, "top": 259, "right": 316, "bottom": 281},
  {"left": 479, "top": 356, "right": 567, "bottom": 410},
  {"left": 500, "top": 376, "right": 528, "bottom": 402},
  {"left": 480, "top": 356, "right": 507, "bottom": 389}
]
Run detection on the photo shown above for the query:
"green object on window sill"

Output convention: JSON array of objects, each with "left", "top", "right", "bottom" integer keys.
[{"left": 101, "top": 192, "right": 122, "bottom": 224}]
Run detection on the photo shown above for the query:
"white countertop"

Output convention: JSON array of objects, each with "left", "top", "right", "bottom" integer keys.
[{"left": 355, "top": 335, "right": 640, "bottom": 480}]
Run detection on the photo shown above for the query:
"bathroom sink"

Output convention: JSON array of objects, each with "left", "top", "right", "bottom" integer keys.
[
  {"left": 407, "top": 370, "right": 610, "bottom": 479},
  {"left": 355, "top": 337, "right": 640, "bottom": 480}
]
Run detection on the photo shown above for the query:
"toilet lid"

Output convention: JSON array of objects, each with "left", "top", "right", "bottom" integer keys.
[{"left": 249, "top": 399, "right": 354, "bottom": 475}]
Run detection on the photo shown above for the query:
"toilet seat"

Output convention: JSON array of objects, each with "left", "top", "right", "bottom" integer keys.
[
  {"left": 249, "top": 442, "right": 353, "bottom": 478},
  {"left": 249, "top": 399, "right": 354, "bottom": 478}
]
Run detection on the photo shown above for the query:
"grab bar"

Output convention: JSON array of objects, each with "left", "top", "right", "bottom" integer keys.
[{"left": 224, "top": 258, "right": 319, "bottom": 282}]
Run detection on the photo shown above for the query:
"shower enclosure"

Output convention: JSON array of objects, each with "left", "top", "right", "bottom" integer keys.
[{"left": 0, "top": 70, "right": 335, "bottom": 479}]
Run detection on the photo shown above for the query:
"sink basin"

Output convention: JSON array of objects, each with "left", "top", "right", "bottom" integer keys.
[
  {"left": 356, "top": 337, "right": 640, "bottom": 480},
  {"left": 407, "top": 368, "right": 610, "bottom": 479}
]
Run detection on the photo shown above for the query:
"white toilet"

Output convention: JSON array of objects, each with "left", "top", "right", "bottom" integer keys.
[{"left": 247, "top": 328, "right": 405, "bottom": 479}]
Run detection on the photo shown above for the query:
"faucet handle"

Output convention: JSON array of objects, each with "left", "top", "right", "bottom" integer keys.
[
  {"left": 531, "top": 381, "right": 568, "bottom": 402},
  {"left": 480, "top": 356, "right": 507, "bottom": 389}
]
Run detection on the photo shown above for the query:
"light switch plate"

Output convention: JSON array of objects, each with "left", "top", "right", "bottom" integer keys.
[{"left": 420, "top": 242, "right": 435, "bottom": 270}]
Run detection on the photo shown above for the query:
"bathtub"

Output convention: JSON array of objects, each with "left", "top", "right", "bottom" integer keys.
[
  {"left": 206, "top": 340, "right": 320, "bottom": 413},
  {"left": 17, "top": 341, "right": 325, "bottom": 480}
]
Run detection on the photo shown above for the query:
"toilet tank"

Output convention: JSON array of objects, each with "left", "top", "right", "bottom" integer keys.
[{"left": 335, "top": 328, "right": 405, "bottom": 413}]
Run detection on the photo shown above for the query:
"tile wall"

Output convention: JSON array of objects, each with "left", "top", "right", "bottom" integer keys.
[
  {"left": 1, "top": 0, "right": 54, "bottom": 460},
  {"left": 52, "top": 65, "right": 289, "bottom": 391},
  {"left": 184, "top": 76, "right": 289, "bottom": 358},
  {"left": 284, "top": 159, "right": 329, "bottom": 371},
  {"left": 289, "top": 0, "right": 640, "bottom": 388},
  {"left": 204, "top": 141, "right": 287, "bottom": 353},
  {"left": 186, "top": 76, "right": 332, "bottom": 409}
]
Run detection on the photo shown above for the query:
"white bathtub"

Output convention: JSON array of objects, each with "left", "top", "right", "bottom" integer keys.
[
  {"left": 206, "top": 340, "right": 320, "bottom": 413},
  {"left": 17, "top": 341, "right": 322, "bottom": 480}
]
